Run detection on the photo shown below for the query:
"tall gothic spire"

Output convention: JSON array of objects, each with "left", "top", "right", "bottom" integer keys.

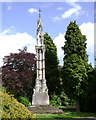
[
  {"left": 37, "top": 9, "right": 43, "bottom": 46},
  {"left": 37, "top": 9, "right": 42, "bottom": 29}
]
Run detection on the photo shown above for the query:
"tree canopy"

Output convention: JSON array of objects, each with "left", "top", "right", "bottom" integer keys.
[
  {"left": 2, "top": 48, "right": 36, "bottom": 100},
  {"left": 63, "top": 21, "right": 88, "bottom": 62},
  {"left": 44, "top": 33, "right": 61, "bottom": 97}
]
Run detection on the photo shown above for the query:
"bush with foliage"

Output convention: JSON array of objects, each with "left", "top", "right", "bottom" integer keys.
[
  {"left": 50, "top": 95, "right": 62, "bottom": 106},
  {"left": 18, "top": 96, "right": 31, "bottom": 107},
  {"left": 60, "top": 91, "right": 76, "bottom": 107},
  {"left": 0, "top": 91, "right": 35, "bottom": 119}
]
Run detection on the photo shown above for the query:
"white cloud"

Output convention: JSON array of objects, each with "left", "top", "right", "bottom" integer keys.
[
  {"left": 1, "top": 26, "right": 14, "bottom": 35},
  {"left": 95, "top": 23, "right": 96, "bottom": 57},
  {"left": 64, "top": 0, "right": 95, "bottom": 2},
  {"left": 80, "top": 22, "right": 94, "bottom": 52},
  {"left": 54, "top": 16, "right": 61, "bottom": 21},
  {"left": 1, "top": 0, "right": 13, "bottom": 2},
  {"left": 80, "top": 22, "right": 94, "bottom": 65},
  {"left": 53, "top": 22, "right": 94, "bottom": 66},
  {"left": 7, "top": 6, "right": 12, "bottom": 10},
  {"left": 62, "top": 3, "right": 81, "bottom": 19},
  {"left": 65, "top": 0, "right": 79, "bottom": 2},
  {"left": 0, "top": 30, "right": 36, "bottom": 66},
  {"left": 54, "top": 2, "right": 82, "bottom": 21},
  {"left": 28, "top": 8, "right": 38, "bottom": 14},
  {"left": 1, "top": 0, "right": 95, "bottom": 2},
  {"left": 62, "top": 6, "right": 81, "bottom": 19},
  {"left": 54, "top": 33, "right": 65, "bottom": 65},
  {"left": 57, "top": 7, "right": 63, "bottom": 10}
]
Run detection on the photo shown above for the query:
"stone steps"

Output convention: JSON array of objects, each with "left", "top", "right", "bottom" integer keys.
[{"left": 28, "top": 105, "right": 64, "bottom": 114}]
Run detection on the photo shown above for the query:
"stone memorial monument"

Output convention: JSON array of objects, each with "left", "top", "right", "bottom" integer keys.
[
  {"left": 32, "top": 9, "right": 49, "bottom": 106},
  {"left": 28, "top": 10, "right": 63, "bottom": 114}
]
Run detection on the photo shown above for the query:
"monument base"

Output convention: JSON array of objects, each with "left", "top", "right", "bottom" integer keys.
[
  {"left": 32, "top": 92, "right": 49, "bottom": 106},
  {"left": 28, "top": 105, "right": 64, "bottom": 114}
]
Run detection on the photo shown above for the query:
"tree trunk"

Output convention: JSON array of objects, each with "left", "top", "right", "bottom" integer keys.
[{"left": 76, "top": 99, "right": 80, "bottom": 113}]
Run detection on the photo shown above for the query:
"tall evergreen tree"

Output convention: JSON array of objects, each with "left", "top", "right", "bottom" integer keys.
[
  {"left": 44, "top": 33, "right": 60, "bottom": 97},
  {"left": 62, "top": 21, "right": 89, "bottom": 112}
]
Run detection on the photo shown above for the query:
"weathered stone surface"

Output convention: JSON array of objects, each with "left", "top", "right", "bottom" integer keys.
[
  {"left": 32, "top": 92, "right": 49, "bottom": 106},
  {"left": 28, "top": 105, "right": 64, "bottom": 114}
]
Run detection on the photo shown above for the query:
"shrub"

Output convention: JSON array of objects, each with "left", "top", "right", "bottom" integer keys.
[
  {"left": 18, "top": 96, "right": 31, "bottom": 107},
  {"left": 50, "top": 95, "right": 62, "bottom": 106},
  {"left": 0, "top": 91, "right": 35, "bottom": 119},
  {"left": 60, "top": 91, "right": 70, "bottom": 106}
]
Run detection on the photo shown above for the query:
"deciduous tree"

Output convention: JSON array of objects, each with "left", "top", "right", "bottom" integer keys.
[{"left": 2, "top": 48, "right": 36, "bottom": 100}]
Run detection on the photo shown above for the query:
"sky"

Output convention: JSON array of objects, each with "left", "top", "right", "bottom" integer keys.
[{"left": 0, "top": 0, "right": 95, "bottom": 67}]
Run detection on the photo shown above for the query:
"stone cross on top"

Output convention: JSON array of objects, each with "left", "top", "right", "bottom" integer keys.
[{"left": 39, "top": 9, "right": 41, "bottom": 18}]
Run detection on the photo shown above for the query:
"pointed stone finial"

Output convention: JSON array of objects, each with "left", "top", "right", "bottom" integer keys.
[{"left": 39, "top": 9, "right": 41, "bottom": 18}]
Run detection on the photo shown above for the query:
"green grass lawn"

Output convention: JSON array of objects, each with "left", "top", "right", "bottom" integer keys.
[{"left": 36, "top": 110, "right": 96, "bottom": 119}]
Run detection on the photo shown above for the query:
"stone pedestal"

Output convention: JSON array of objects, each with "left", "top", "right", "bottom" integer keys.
[
  {"left": 32, "top": 78, "right": 49, "bottom": 106},
  {"left": 32, "top": 92, "right": 49, "bottom": 106}
]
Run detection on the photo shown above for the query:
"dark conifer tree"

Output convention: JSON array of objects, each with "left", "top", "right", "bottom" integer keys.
[
  {"left": 44, "top": 33, "right": 61, "bottom": 97},
  {"left": 62, "top": 21, "right": 89, "bottom": 112}
]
